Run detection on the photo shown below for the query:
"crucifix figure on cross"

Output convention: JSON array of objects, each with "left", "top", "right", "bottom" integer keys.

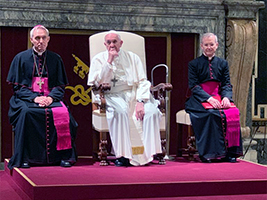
[
  {"left": 111, "top": 75, "right": 118, "bottom": 87},
  {"left": 37, "top": 78, "right": 44, "bottom": 90}
]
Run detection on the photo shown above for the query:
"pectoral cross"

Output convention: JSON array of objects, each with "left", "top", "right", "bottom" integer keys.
[
  {"left": 111, "top": 75, "right": 118, "bottom": 87},
  {"left": 37, "top": 78, "right": 44, "bottom": 89}
]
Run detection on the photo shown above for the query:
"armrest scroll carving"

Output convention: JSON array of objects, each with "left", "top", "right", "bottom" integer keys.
[
  {"left": 92, "top": 83, "right": 111, "bottom": 113},
  {"left": 151, "top": 83, "right": 173, "bottom": 113}
]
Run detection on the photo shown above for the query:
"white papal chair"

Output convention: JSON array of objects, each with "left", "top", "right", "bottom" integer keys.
[{"left": 89, "top": 31, "right": 172, "bottom": 166}]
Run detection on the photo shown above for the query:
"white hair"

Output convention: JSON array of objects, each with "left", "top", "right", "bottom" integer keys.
[
  {"left": 30, "top": 25, "right": 49, "bottom": 38},
  {"left": 201, "top": 33, "right": 218, "bottom": 43},
  {"left": 105, "top": 30, "right": 121, "bottom": 40}
]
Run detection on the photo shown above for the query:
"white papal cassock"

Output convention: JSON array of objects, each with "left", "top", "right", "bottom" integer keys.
[{"left": 88, "top": 49, "right": 162, "bottom": 166}]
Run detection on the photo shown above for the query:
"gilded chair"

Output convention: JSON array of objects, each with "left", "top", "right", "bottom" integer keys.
[{"left": 89, "top": 31, "right": 172, "bottom": 165}]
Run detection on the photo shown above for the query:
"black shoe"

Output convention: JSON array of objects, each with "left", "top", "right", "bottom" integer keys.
[
  {"left": 222, "top": 156, "right": 237, "bottom": 163},
  {"left": 60, "top": 160, "right": 72, "bottom": 167},
  {"left": 200, "top": 156, "right": 211, "bottom": 163},
  {"left": 114, "top": 159, "right": 124, "bottom": 167},
  {"left": 120, "top": 157, "right": 130, "bottom": 166},
  {"left": 229, "top": 157, "right": 237, "bottom": 163},
  {"left": 114, "top": 157, "right": 130, "bottom": 167},
  {"left": 21, "top": 162, "right": 30, "bottom": 168}
]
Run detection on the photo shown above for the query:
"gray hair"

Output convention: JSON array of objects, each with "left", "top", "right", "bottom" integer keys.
[
  {"left": 201, "top": 33, "right": 218, "bottom": 43},
  {"left": 30, "top": 25, "right": 49, "bottom": 38}
]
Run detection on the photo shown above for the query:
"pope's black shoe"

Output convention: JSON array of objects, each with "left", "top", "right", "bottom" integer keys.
[
  {"left": 114, "top": 159, "right": 124, "bottom": 167},
  {"left": 114, "top": 157, "right": 131, "bottom": 167},
  {"left": 120, "top": 157, "right": 130, "bottom": 166},
  {"left": 60, "top": 160, "right": 72, "bottom": 167},
  {"left": 21, "top": 162, "right": 30, "bottom": 168}
]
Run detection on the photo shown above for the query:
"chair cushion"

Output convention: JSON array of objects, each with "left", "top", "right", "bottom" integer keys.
[
  {"left": 176, "top": 109, "right": 191, "bottom": 125},
  {"left": 92, "top": 110, "right": 109, "bottom": 132}
]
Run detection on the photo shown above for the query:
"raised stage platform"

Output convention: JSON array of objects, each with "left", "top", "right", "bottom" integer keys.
[{"left": 2, "top": 157, "right": 267, "bottom": 200}]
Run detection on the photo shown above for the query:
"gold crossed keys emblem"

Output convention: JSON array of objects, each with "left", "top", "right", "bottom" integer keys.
[
  {"left": 72, "top": 54, "right": 89, "bottom": 79},
  {"left": 66, "top": 85, "right": 92, "bottom": 106},
  {"left": 65, "top": 54, "right": 92, "bottom": 106}
]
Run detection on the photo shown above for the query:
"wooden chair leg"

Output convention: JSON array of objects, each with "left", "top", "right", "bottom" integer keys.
[
  {"left": 186, "top": 135, "right": 197, "bottom": 160},
  {"left": 177, "top": 123, "right": 198, "bottom": 160},
  {"left": 177, "top": 123, "right": 183, "bottom": 157},
  {"left": 157, "top": 138, "right": 166, "bottom": 165},
  {"left": 185, "top": 126, "right": 197, "bottom": 160},
  {"left": 92, "top": 129, "right": 100, "bottom": 160},
  {"left": 98, "top": 132, "right": 109, "bottom": 166},
  {"left": 155, "top": 131, "right": 166, "bottom": 165}
]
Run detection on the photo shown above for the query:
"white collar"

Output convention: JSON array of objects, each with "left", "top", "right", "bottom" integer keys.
[
  {"left": 203, "top": 52, "right": 215, "bottom": 60},
  {"left": 33, "top": 47, "right": 45, "bottom": 56}
]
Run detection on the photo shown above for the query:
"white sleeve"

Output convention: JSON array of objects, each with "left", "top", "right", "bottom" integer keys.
[
  {"left": 87, "top": 53, "right": 115, "bottom": 87},
  {"left": 136, "top": 79, "right": 151, "bottom": 101}
]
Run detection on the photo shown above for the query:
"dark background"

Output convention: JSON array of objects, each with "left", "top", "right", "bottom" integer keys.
[{"left": 255, "top": 0, "right": 267, "bottom": 116}]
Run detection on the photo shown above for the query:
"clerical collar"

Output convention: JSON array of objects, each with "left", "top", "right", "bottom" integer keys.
[
  {"left": 33, "top": 47, "right": 45, "bottom": 56},
  {"left": 203, "top": 53, "right": 215, "bottom": 61}
]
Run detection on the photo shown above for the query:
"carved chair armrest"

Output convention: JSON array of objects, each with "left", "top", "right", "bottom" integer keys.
[
  {"left": 150, "top": 83, "right": 173, "bottom": 113},
  {"left": 92, "top": 82, "right": 173, "bottom": 114},
  {"left": 92, "top": 83, "right": 111, "bottom": 113}
]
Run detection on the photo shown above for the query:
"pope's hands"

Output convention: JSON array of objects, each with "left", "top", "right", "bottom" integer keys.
[
  {"left": 34, "top": 96, "right": 53, "bottom": 107},
  {"left": 135, "top": 102, "right": 145, "bottom": 121},
  {"left": 107, "top": 47, "right": 118, "bottom": 64}
]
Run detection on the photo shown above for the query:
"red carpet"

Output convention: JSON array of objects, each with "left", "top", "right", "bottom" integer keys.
[{"left": 2, "top": 157, "right": 267, "bottom": 200}]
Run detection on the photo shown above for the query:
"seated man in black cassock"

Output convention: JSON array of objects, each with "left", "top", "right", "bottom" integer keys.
[
  {"left": 7, "top": 25, "right": 78, "bottom": 169},
  {"left": 185, "top": 33, "right": 243, "bottom": 163}
]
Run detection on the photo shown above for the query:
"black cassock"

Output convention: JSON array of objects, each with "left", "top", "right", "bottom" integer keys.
[
  {"left": 7, "top": 48, "right": 78, "bottom": 169},
  {"left": 185, "top": 54, "right": 243, "bottom": 160}
]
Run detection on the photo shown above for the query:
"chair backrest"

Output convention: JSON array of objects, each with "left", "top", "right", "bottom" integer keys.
[{"left": 89, "top": 31, "right": 146, "bottom": 73}]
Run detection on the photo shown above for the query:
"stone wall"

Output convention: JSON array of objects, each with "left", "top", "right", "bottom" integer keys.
[{"left": 0, "top": 0, "right": 264, "bottom": 57}]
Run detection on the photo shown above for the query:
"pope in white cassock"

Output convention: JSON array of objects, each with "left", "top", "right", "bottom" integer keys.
[{"left": 87, "top": 30, "right": 162, "bottom": 166}]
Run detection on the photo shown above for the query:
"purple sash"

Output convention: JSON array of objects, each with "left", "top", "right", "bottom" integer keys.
[
  {"left": 200, "top": 81, "right": 240, "bottom": 147},
  {"left": 224, "top": 108, "right": 240, "bottom": 147},
  {"left": 52, "top": 102, "right": 72, "bottom": 150},
  {"left": 32, "top": 77, "right": 72, "bottom": 150},
  {"left": 200, "top": 81, "right": 219, "bottom": 96}
]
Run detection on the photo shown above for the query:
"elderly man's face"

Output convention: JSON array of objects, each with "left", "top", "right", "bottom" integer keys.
[
  {"left": 201, "top": 35, "right": 218, "bottom": 58},
  {"left": 30, "top": 28, "right": 50, "bottom": 53},
  {"left": 104, "top": 33, "right": 123, "bottom": 53}
]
